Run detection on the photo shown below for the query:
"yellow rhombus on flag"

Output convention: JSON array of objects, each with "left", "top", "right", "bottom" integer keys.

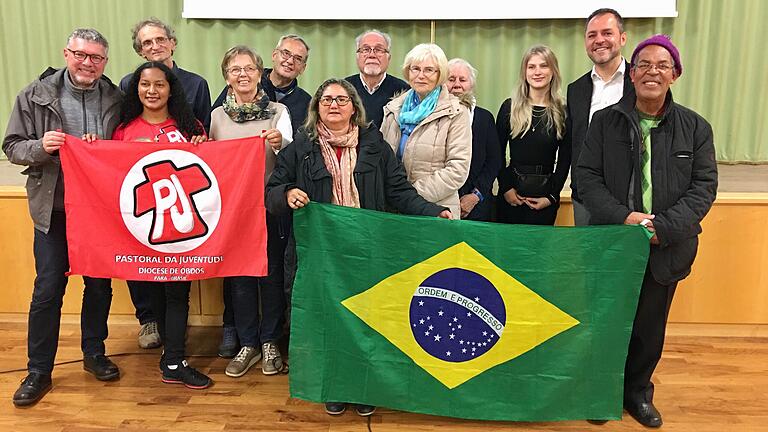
[{"left": 342, "top": 241, "right": 580, "bottom": 389}]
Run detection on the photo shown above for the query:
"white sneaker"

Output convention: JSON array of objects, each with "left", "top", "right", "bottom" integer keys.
[{"left": 138, "top": 321, "right": 161, "bottom": 349}]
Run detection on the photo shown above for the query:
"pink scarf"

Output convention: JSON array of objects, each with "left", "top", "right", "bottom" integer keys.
[{"left": 317, "top": 122, "right": 360, "bottom": 208}]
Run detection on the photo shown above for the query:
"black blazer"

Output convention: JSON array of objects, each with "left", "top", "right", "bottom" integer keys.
[
  {"left": 458, "top": 106, "right": 501, "bottom": 220},
  {"left": 565, "top": 61, "right": 633, "bottom": 201}
]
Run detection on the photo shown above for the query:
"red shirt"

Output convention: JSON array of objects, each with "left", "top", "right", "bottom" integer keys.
[{"left": 112, "top": 117, "right": 206, "bottom": 142}]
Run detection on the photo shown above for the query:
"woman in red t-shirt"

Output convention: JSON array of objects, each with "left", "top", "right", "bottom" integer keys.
[{"left": 116, "top": 61, "right": 210, "bottom": 389}]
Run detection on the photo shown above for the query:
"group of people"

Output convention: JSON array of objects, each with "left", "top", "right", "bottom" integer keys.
[{"left": 3, "top": 7, "right": 717, "bottom": 429}]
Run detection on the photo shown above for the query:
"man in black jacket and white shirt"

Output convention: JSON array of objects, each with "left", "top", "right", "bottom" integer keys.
[
  {"left": 577, "top": 35, "right": 717, "bottom": 428},
  {"left": 566, "top": 8, "right": 632, "bottom": 225}
]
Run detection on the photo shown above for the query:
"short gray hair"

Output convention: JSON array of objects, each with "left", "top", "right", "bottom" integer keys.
[
  {"left": 275, "top": 34, "right": 310, "bottom": 62},
  {"left": 447, "top": 58, "right": 478, "bottom": 89},
  {"left": 67, "top": 28, "right": 109, "bottom": 54},
  {"left": 402, "top": 43, "right": 449, "bottom": 86},
  {"left": 130, "top": 17, "right": 176, "bottom": 54},
  {"left": 220, "top": 45, "right": 264, "bottom": 80},
  {"left": 354, "top": 29, "right": 392, "bottom": 51}
]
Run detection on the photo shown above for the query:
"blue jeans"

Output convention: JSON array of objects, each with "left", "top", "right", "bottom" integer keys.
[
  {"left": 226, "top": 213, "right": 286, "bottom": 347},
  {"left": 28, "top": 211, "right": 113, "bottom": 375},
  {"left": 128, "top": 281, "right": 156, "bottom": 325}
]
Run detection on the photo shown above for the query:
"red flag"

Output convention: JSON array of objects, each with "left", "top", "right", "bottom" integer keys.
[{"left": 59, "top": 135, "right": 267, "bottom": 281}]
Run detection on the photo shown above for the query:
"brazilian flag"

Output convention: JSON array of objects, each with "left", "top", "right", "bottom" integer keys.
[{"left": 289, "top": 204, "right": 650, "bottom": 421}]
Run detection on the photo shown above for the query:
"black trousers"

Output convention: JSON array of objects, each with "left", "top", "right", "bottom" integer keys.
[
  {"left": 624, "top": 268, "right": 678, "bottom": 404},
  {"left": 142, "top": 281, "right": 191, "bottom": 365},
  {"left": 28, "top": 211, "right": 113, "bottom": 375}
]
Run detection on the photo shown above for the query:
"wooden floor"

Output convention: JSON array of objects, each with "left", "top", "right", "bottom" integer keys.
[{"left": 0, "top": 323, "right": 766, "bottom": 431}]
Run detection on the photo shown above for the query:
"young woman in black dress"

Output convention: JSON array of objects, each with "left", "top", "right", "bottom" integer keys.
[{"left": 496, "top": 45, "right": 570, "bottom": 225}]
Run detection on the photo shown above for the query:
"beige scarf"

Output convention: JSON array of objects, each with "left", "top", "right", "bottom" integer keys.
[{"left": 317, "top": 121, "right": 360, "bottom": 208}]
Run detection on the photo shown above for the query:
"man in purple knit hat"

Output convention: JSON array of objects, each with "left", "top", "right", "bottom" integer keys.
[{"left": 576, "top": 35, "right": 718, "bottom": 427}]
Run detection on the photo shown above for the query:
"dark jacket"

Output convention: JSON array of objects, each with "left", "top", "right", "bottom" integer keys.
[
  {"left": 211, "top": 68, "right": 311, "bottom": 135},
  {"left": 458, "top": 106, "right": 501, "bottom": 220},
  {"left": 565, "top": 61, "right": 633, "bottom": 201},
  {"left": 575, "top": 91, "right": 718, "bottom": 285},
  {"left": 266, "top": 124, "right": 445, "bottom": 217},
  {"left": 344, "top": 73, "right": 409, "bottom": 128},
  {"left": 3, "top": 68, "right": 122, "bottom": 233}
]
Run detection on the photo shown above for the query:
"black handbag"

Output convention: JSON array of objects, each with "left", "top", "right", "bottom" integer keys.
[{"left": 512, "top": 166, "right": 551, "bottom": 197}]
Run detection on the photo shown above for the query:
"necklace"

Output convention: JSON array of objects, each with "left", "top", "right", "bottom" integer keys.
[{"left": 531, "top": 106, "right": 547, "bottom": 132}]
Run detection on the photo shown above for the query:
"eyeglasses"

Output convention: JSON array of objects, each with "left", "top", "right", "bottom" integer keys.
[
  {"left": 66, "top": 48, "right": 106, "bottom": 65},
  {"left": 227, "top": 66, "right": 259, "bottom": 76},
  {"left": 319, "top": 95, "right": 351, "bottom": 106},
  {"left": 140, "top": 36, "right": 170, "bottom": 49},
  {"left": 276, "top": 48, "right": 306, "bottom": 64},
  {"left": 356, "top": 46, "right": 389, "bottom": 56},
  {"left": 634, "top": 61, "right": 675, "bottom": 73},
  {"left": 408, "top": 65, "right": 438, "bottom": 78}
]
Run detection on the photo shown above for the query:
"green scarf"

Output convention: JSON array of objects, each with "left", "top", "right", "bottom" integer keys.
[{"left": 222, "top": 88, "right": 275, "bottom": 122}]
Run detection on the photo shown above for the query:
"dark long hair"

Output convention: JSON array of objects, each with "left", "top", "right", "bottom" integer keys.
[{"left": 119, "top": 61, "right": 203, "bottom": 138}]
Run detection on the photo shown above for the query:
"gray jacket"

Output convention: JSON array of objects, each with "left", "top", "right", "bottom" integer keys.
[{"left": 3, "top": 68, "right": 122, "bottom": 233}]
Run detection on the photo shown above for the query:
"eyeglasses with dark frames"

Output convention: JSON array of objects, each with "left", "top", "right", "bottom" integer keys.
[
  {"left": 66, "top": 48, "right": 106, "bottom": 64},
  {"left": 319, "top": 95, "right": 352, "bottom": 106},
  {"left": 276, "top": 49, "right": 306, "bottom": 64}
]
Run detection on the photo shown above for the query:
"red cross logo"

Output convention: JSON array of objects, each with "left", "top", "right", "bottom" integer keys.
[{"left": 133, "top": 160, "right": 212, "bottom": 245}]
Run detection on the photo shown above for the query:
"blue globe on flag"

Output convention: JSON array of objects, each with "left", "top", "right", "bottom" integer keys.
[{"left": 409, "top": 267, "right": 506, "bottom": 362}]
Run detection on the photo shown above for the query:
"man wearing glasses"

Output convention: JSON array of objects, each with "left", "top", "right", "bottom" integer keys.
[
  {"left": 4, "top": 28, "right": 123, "bottom": 407},
  {"left": 120, "top": 18, "right": 211, "bottom": 130},
  {"left": 212, "top": 34, "right": 311, "bottom": 134},
  {"left": 345, "top": 30, "right": 409, "bottom": 127},
  {"left": 118, "top": 17, "right": 212, "bottom": 352},
  {"left": 576, "top": 35, "right": 717, "bottom": 428}
]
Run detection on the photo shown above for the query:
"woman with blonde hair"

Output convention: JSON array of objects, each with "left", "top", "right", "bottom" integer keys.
[
  {"left": 496, "top": 45, "right": 570, "bottom": 225},
  {"left": 380, "top": 43, "right": 471, "bottom": 219}
]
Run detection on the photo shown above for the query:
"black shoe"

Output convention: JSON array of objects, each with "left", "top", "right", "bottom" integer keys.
[
  {"left": 13, "top": 373, "right": 52, "bottom": 407},
  {"left": 218, "top": 326, "right": 240, "bottom": 358},
  {"left": 625, "top": 400, "right": 663, "bottom": 428},
  {"left": 162, "top": 360, "right": 212, "bottom": 389},
  {"left": 356, "top": 404, "right": 376, "bottom": 416},
  {"left": 83, "top": 355, "right": 120, "bottom": 381},
  {"left": 325, "top": 402, "right": 347, "bottom": 415}
]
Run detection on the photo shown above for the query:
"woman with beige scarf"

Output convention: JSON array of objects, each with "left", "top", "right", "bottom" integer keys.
[{"left": 265, "top": 78, "right": 450, "bottom": 417}]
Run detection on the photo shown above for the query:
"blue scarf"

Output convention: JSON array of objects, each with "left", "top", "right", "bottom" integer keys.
[{"left": 396, "top": 87, "right": 441, "bottom": 160}]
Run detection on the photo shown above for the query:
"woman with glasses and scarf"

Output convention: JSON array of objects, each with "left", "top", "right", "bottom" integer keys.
[
  {"left": 112, "top": 61, "right": 210, "bottom": 389},
  {"left": 496, "top": 45, "right": 570, "bottom": 225},
  {"left": 209, "top": 45, "right": 292, "bottom": 379},
  {"left": 380, "top": 43, "right": 472, "bottom": 220},
  {"left": 266, "top": 78, "right": 450, "bottom": 417}
]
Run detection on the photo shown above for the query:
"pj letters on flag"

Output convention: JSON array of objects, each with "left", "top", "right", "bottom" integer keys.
[
  {"left": 289, "top": 204, "right": 651, "bottom": 421},
  {"left": 59, "top": 135, "right": 267, "bottom": 281}
]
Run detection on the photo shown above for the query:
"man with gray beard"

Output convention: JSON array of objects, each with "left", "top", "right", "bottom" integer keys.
[
  {"left": 4, "top": 28, "right": 122, "bottom": 407},
  {"left": 345, "top": 29, "right": 409, "bottom": 128}
]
